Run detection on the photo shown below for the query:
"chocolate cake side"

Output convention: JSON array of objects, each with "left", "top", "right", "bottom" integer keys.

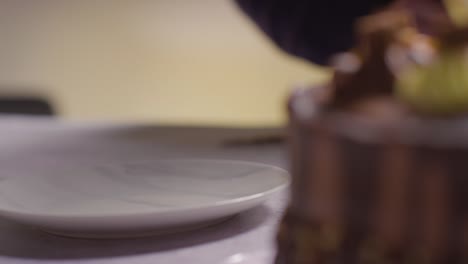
[{"left": 276, "top": 88, "right": 468, "bottom": 264}]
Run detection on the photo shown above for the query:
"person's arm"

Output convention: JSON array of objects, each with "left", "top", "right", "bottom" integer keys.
[{"left": 235, "top": 0, "right": 393, "bottom": 65}]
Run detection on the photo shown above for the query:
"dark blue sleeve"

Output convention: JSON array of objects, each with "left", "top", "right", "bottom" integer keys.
[{"left": 235, "top": 0, "right": 393, "bottom": 65}]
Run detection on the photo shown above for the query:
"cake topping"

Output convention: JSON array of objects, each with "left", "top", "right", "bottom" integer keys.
[
  {"left": 396, "top": 20, "right": 468, "bottom": 115},
  {"left": 325, "top": 0, "right": 468, "bottom": 117},
  {"left": 329, "top": 10, "right": 412, "bottom": 107}
]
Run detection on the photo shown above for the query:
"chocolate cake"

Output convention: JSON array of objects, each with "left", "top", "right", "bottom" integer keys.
[{"left": 275, "top": 5, "right": 468, "bottom": 264}]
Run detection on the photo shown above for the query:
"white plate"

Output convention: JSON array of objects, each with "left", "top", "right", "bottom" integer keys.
[
  {"left": 0, "top": 159, "right": 288, "bottom": 238},
  {"left": 223, "top": 251, "right": 273, "bottom": 264}
]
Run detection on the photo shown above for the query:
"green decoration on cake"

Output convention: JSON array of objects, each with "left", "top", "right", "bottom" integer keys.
[{"left": 396, "top": 48, "right": 468, "bottom": 115}]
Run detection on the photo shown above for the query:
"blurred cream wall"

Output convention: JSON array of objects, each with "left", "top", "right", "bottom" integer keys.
[{"left": 0, "top": 0, "right": 330, "bottom": 126}]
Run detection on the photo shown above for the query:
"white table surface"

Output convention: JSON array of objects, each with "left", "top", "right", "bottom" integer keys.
[{"left": 0, "top": 116, "right": 288, "bottom": 264}]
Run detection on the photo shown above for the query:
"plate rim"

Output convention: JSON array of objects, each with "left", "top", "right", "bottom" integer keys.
[{"left": 0, "top": 159, "right": 289, "bottom": 220}]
